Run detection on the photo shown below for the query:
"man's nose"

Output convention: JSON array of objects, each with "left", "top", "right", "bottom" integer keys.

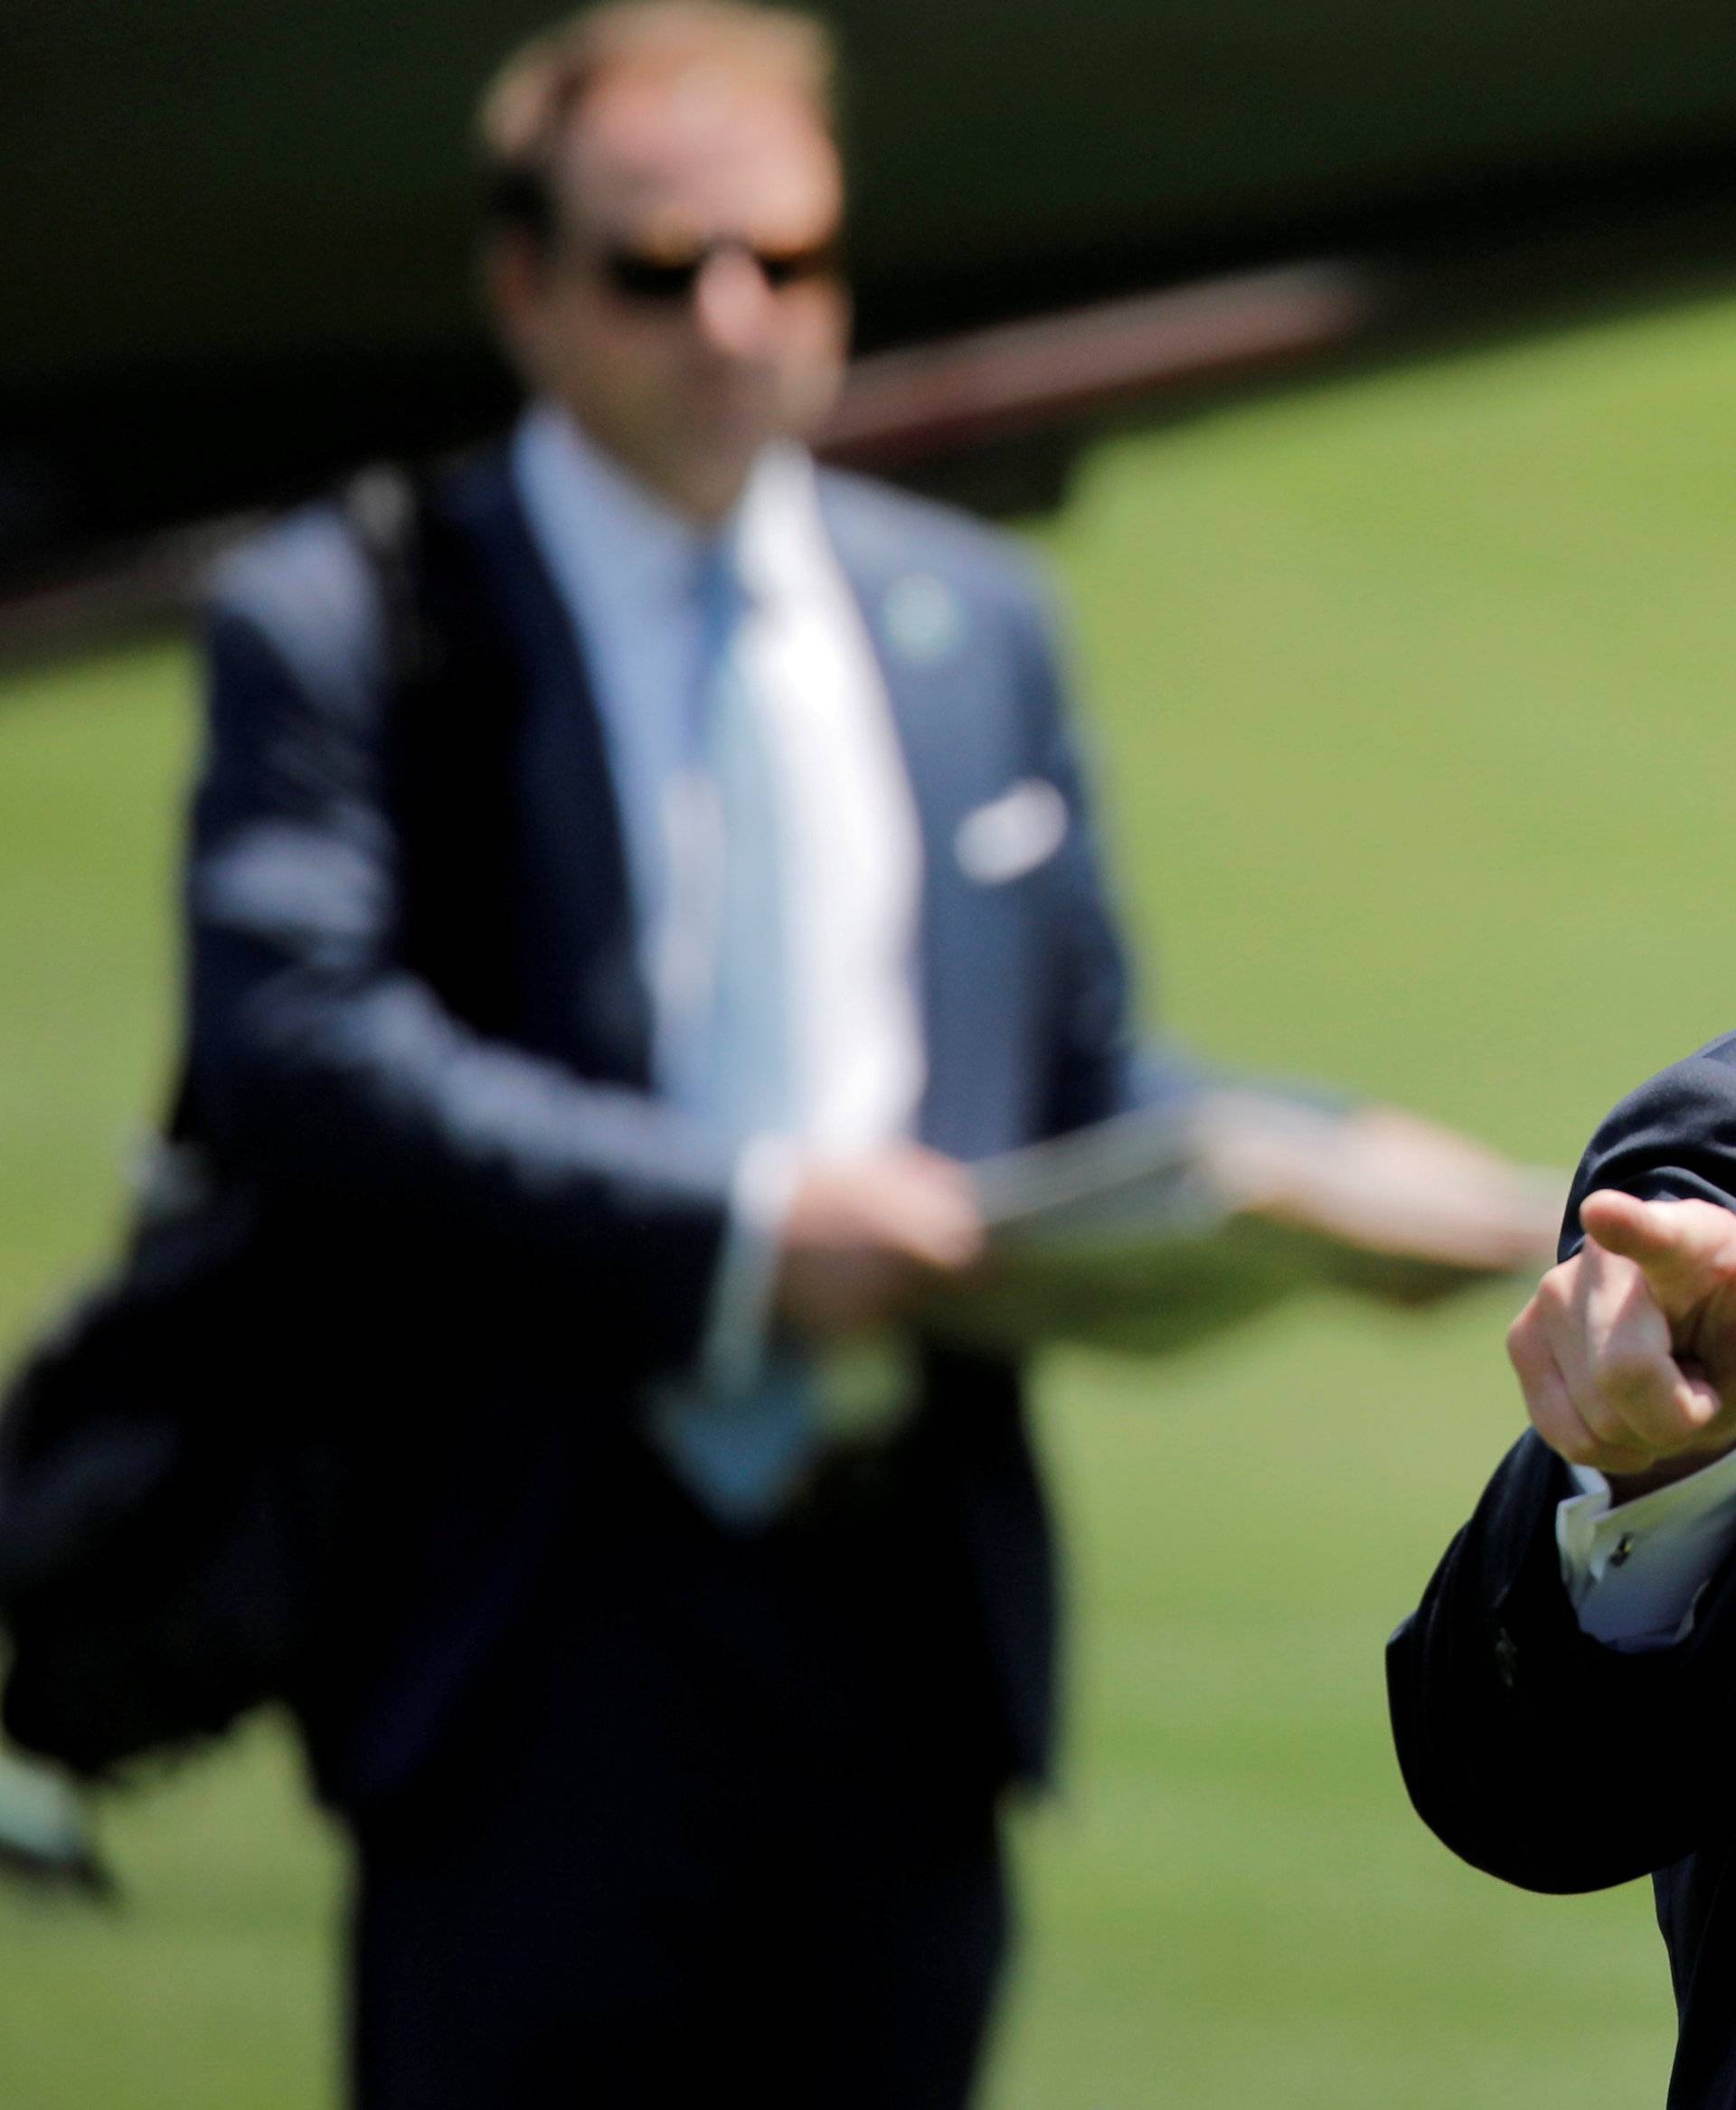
[{"left": 692, "top": 246, "right": 777, "bottom": 356}]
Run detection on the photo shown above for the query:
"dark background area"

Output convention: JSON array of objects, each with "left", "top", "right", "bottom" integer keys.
[{"left": 6, "top": 0, "right": 1736, "bottom": 580}]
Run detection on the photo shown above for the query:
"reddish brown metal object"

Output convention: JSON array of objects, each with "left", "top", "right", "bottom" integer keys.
[{"left": 818, "top": 262, "right": 1373, "bottom": 469}]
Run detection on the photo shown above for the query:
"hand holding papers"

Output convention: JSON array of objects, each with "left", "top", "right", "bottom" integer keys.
[{"left": 920, "top": 1092, "right": 1564, "bottom": 1357}]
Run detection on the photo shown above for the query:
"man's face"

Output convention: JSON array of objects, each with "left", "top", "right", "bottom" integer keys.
[{"left": 492, "top": 70, "right": 849, "bottom": 521}]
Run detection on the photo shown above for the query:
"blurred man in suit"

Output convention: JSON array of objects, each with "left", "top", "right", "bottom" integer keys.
[
  {"left": 190, "top": 5, "right": 1553, "bottom": 2102},
  {"left": 1390, "top": 1038, "right": 1736, "bottom": 2108}
]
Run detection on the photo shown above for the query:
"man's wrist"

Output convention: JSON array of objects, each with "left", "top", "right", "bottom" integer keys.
[{"left": 697, "top": 1135, "right": 803, "bottom": 1392}]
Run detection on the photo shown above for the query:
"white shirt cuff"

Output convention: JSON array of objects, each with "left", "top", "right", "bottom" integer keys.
[
  {"left": 1556, "top": 1445, "right": 1736, "bottom": 1651},
  {"left": 695, "top": 1135, "right": 802, "bottom": 1394}
]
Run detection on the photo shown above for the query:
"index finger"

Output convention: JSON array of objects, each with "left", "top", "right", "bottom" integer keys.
[{"left": 1579, "top": 1190, "right": 1736, "bottom": 1323}]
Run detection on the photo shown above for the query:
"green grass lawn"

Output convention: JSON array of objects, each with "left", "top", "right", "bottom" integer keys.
[{"left": 9, "top": 287, "right": 1736, "bottom": 2105}]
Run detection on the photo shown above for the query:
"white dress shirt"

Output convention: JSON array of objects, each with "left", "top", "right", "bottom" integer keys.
[
  {"left": 510, "top": 402, "right": 927, "bottom": 1379},
  {"left": 1559, "top": 1447, "right": 1736, "bottom": 1649}
]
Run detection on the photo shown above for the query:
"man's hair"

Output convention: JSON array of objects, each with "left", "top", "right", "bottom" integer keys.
[{"left": 476, "top": 2, "right": 839, "bottom": 246}]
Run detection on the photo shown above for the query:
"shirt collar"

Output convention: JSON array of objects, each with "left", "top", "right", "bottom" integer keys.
[{"left": 513, "top": 400, "right": 812, "bottom": 612}]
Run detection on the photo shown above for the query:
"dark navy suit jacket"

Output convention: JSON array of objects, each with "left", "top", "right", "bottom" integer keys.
[
  {"left": 1389, "top": 1032, "right": 1736, "bottom": 2108},
  {"left": 188, "top": 445, "right": 1175, "bottom": 1814}
]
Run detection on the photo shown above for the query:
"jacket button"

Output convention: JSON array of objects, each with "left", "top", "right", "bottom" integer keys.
[{"left": 1494, "top": 1626, "right": 1519, "bottom": 1690}]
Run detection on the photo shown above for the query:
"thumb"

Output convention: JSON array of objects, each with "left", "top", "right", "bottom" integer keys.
[{"left": 1579, "top": 1189, "right": 1736, "bottom": 1315}]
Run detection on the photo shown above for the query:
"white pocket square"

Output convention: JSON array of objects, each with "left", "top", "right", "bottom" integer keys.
[{"left": 954, "top": 778, "right": 1070, "bottom": 885}]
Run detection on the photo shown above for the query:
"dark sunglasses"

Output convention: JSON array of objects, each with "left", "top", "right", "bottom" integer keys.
[{"left": 599, "top": 233, "right": 842, "bottom": 305}]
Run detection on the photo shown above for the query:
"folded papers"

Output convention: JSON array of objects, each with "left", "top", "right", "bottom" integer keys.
[{"left": 922, "top": 1091, "right": 1564, "bottom": 1357}]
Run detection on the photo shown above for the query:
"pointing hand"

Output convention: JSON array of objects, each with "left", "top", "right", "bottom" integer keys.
[{"left": 1506, "top": 1191, "right": 1736, "bottom": 1497}]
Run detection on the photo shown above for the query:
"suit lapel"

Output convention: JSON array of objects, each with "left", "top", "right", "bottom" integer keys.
[
  {"left": 817, "top": 479, "right": 1036, "bottom": 1161},
  {"left": 441, "top": 451, "right": 654, "bottom": 1086},
  {"left": 439, "top": 456, "right": 1043, "bottom": 1153}
]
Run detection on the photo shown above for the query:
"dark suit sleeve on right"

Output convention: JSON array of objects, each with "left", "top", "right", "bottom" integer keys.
[
  {"left": 185, "top": 521, "right": 737, "bottom": 1380},
  {"left": 1389, "top": 1034, "right": 1736, "bottom": 1892},
  {"left": 1385, "top": 1430, "right": 1736, "bottom": 1892},
  {"left": 1559, "top": 1034, "right": 1736, "bottom": 1252}
]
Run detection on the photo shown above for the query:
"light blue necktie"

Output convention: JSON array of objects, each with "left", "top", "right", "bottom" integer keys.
[{"left": 650, "top": 547, "right": 821, "bottom": 1525}]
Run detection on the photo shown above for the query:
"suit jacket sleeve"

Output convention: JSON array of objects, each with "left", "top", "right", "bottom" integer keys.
[
  {"left": 1387, "top": 1035, "right": 1736, "bottom": 1891},
  {"left": 184, "top": 512, "right": 736, "bottom": 1380}
]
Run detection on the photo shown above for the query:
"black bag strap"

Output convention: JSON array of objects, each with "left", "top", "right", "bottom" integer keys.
[{"left": 157, "top": 466, "right": 434, "bottom": 1157}]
